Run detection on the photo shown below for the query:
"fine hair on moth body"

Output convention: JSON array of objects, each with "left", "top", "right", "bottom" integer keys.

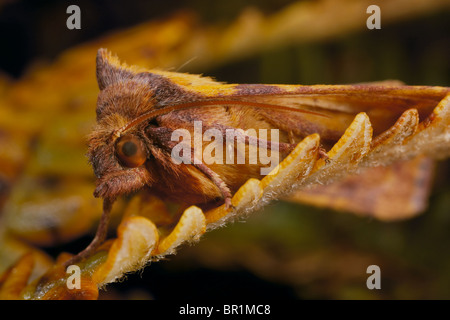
[{"left": 64, "top": 48, "right": 450, "bottom": 265}]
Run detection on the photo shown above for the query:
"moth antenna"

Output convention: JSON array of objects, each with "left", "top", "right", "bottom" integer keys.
[
  {"left": 175, "top": 56, "right": 198, "bottom": 72},
  {"left": 115, "top": 100, "right": 329, "bottom": 137}
]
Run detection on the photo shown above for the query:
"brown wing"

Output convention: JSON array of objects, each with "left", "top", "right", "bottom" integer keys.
[
  {"left": 189, "top": 82, "right": 450, "bottom": 138},
  {"left": 287, "top": 155, "right": 434, "bottom": 221}
]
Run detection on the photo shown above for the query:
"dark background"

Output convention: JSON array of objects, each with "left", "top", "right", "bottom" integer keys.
[
  {"left": 1, "top": 0, "right": 449, "bottom": 85},
  {"left": 0, "top": 0, "right": 295, "bottom": 78}
]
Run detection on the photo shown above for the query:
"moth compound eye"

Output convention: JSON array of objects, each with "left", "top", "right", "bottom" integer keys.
[{"left": 115, "top": 134, "right": 147, "bottom": 168}]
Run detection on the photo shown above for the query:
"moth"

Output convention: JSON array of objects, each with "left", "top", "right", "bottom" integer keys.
[{"left": 69, "top": 48, "right": 450, "bottom": 263}]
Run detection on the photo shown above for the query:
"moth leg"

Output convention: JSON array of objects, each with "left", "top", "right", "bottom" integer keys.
[
  {"left": 288, "top": 130, "right": 296, "bottom": 144},
  {"left": 319, "top": 146, "right": 330, "bottom": 163},
  {"left": 215, "top": 124, "right": 296, "bottom": 153},
  {"left": 221, "top": 125, "right": 329, "bottom": 162},
  {"left": 147, "top": 126, "right": 233, "bottom": 208},
  {"left": 64, "top": 197, "right": 115, "bottom": 266},
  {"left": 192, "top": 160, "right": 233, "bottom": 209},
  {"left": 240, "top": 132, "right": 295, "bottom": 153},
  {"left": 180, "top": 149, "right": 233, "bottom": 209}
]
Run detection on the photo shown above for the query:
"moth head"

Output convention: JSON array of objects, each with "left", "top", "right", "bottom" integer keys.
[
  {"left": 90, "top": 48, "right": 202, "bottom": 199},
  {"left": 88, "top": 49, "right": 157, "bottom": 199}
]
